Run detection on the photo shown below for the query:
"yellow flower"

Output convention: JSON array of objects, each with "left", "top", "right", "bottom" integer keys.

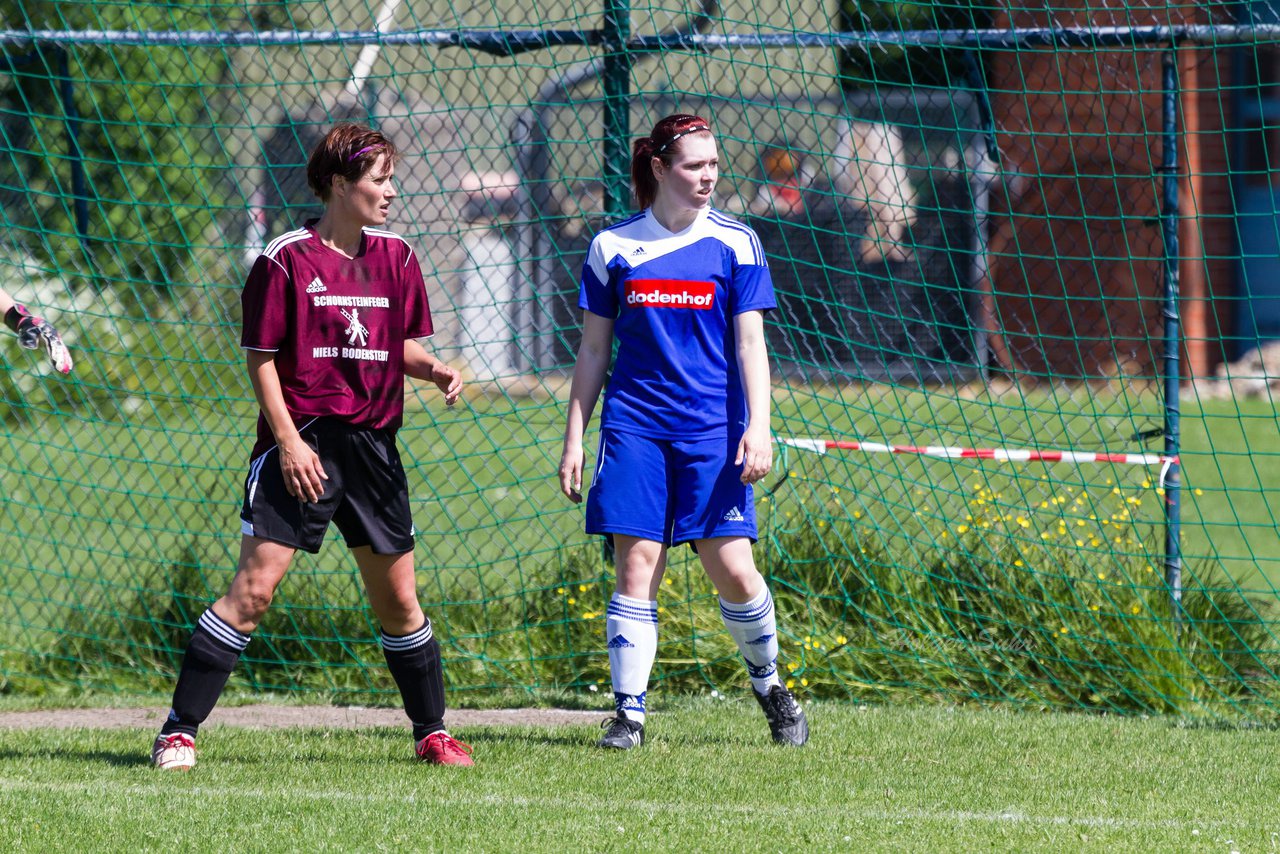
[
  {"left": 786, "top": 662, "right": 797, "bottom": 672},
  {"left": 1013, "top": 559, "right": 1024, "bottom": 567},
  {"left": 836, "top": 635, "right": 848, "bottom": 645},
  {"left": 578, "top": 584, "right": 588, "bottom": 592},
  {"left": 1090, "top": 604, "right": 1100, "bottom": 612},
  {"left": 786, "top": 679, "right": 795, "bottom": 689},
  {"left": 582, "top": 612, "right": 596, "bottom": 620},
  {"left": 1194, "top": 488, "right": 1203, "bottom": 496},
  {"left": 1059, "top": 627, "right": 1069, "bottom": 634},
  {"left": 556, "top": 588, "right": 565, "bottom": 595},
  {"left": 568, "top": 597, "right": 576, "bottom": 605},
  {"left": 1130, "top": 604, "right": 1142, "bottom": 615},
  {"left": 800, "top": 678, "right": 809, "bottom": 687},
  {"left": 957, "top": 524, "right": 970, "bottom": 535}
]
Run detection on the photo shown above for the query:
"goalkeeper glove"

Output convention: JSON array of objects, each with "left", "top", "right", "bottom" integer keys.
[{"left": 5, "top": 303, "right": 73, "bottom": 374}]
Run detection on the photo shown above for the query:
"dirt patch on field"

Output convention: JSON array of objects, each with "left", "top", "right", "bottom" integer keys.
[{"left": 0, "top": 706, "right": 601, "bottom": 731}]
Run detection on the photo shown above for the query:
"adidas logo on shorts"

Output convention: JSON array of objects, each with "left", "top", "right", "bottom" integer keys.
[
  {"left": 722, "top": 506, "right": 745, "bottom": 522},
  {"left": 305, "top": 277, "right": 327, "bottom": 293}
]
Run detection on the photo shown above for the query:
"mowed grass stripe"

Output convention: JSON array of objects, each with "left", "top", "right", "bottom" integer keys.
[{"left": 0, "top": 776, "right": 1252, "bottom": 832}]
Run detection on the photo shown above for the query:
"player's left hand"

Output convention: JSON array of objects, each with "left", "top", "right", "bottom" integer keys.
[
  {"left": 431, "top": 361, "right": 462, "bottom": 406},
  {"left": 6, "top": 304, "right": 73, "bottom": 374},
  {"left": 735, "top": 424, "right": 773, "bottom": 485}
]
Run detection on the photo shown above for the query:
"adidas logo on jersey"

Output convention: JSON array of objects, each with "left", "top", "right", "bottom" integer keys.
[
  {"left": 607, "top": 634, "right": 635, "bottom": 649},
  {"left": 305, "top": 277, "right": 327, "bottom": 294},
  {"left": 631, "top": 246, "right": 646, "bottom": 256},
  {"left": 722, "top": 506, "right": 745, "bottom": 522}
]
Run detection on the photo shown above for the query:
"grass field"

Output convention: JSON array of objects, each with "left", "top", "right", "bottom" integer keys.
[
  {"left": 4, "top": 373, "right": 1280, "bottom": 707},
  {"left": 0, "top": 700, "right": 1276, "bottom": 852}
]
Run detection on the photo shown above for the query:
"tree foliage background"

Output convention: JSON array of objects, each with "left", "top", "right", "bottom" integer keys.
[{"left": 0, "top": 1, "right": 256, "bottom": 294}]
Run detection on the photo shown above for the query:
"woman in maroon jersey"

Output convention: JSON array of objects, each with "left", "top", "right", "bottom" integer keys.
[{"left": 152, "top": 123, "right": 473, "bottom": 769}]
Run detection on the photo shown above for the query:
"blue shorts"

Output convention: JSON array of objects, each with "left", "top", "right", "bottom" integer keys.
[{"left": 585, "top": 427, "right": 757, "bottom": 547}]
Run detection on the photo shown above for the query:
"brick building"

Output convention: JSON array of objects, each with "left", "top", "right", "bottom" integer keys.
[{"left": 986, "top": 1, "right": 1231, "bottom": 379}]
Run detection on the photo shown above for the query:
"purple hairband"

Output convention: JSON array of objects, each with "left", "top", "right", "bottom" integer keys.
[
  {"left": 653, "top": 124, "right": 711, "bottom": 155},
  {"left": 347, "top": 143, "right": 383, "bottom": 162}
]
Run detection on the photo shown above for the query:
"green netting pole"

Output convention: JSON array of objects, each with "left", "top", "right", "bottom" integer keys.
[
  {"left": 601, "top": 0, "right": 632, "bottom": 218},
  {"left": 1159, "top": 46, "right": 1183, "bottom": 612}
]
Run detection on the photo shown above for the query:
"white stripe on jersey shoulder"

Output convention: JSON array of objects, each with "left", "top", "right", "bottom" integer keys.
[
  {"left": 259, "top": 227, "right": 312, "bottom": 275},
  {"left": 707, "top": 209, "right": 766, "bottom": 266},
  {"left": 262, "top": 227, "right": 311, "bottom": 260},
  {"left": 362, "top": 227, "right": 416, "bottom": 266}
]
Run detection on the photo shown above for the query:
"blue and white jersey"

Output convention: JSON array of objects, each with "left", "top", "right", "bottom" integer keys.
[{"left": 578, "top": 207, "right": 776, "bottom": 439}]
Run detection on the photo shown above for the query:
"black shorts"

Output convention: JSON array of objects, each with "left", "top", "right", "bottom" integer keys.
[{"left": 239, "top": 418, "right": 414, "bottom": 555}]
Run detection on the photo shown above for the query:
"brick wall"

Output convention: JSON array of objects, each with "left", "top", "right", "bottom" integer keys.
[{"left": 987, "top": 1, "right": 1228, "bottom": 379}]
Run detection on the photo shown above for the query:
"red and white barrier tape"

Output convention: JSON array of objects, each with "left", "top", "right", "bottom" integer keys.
[
  {"left": 775, "top": 437, "right": 1180, "bottom": 488},
  {"left": 775, "top": 437, "right": 1176, "bottom": 467}
]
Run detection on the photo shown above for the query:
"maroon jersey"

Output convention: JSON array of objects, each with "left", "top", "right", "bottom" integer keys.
[{"left": 241, "top": 221, "right": 434, "bottom": 457}]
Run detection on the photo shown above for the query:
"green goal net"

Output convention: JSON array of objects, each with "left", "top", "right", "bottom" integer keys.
[{"left": 2, "top": 1, "right": 1279, "bottom": 719}]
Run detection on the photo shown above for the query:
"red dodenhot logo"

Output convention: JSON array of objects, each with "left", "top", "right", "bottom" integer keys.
[{"left": 624, "top": 279, "right": 715, "bottom": 309}]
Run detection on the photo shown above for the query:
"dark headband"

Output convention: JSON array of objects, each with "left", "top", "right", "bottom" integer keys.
[{"left": 653, "top": 123, "right": 711, "bottom": 156}]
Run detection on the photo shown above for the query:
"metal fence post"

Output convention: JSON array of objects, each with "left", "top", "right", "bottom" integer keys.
[
  {"left": 602, "top": 0, "right": 633, "bottom": 218},
  {"left": 1159, "top": 46, "right": 1184, "bottom": 613}
]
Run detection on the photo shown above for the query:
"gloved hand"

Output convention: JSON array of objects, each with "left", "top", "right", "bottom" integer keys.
[{"left": 5, "top": 303, "right": 73, "bottom": 374}]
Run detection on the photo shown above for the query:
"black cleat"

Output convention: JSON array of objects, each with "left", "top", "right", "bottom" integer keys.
[
  {"left": 754, "top": 685, "right": 809, "bottom": 746},
  {"left": 597, "top": 716, "right": 645, "bottom": 750}
]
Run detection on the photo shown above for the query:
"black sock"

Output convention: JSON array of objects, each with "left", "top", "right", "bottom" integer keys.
[
  {"left": 380, "top": 621, "right": 446, "bottom": 741},
  {"left": 160, "top": 609, "right": 250, "bottom": 738}
]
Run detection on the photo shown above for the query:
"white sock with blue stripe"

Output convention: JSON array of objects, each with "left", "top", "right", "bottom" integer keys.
[
  {"left": 606, "top": 592, "right": 658, "bottom": 724},
  {"left": 720, "top": 587, "right": 782, "bottom": 695}
]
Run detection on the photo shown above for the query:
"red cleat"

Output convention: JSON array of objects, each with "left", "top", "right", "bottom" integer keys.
[{"left": 415, "top": 731, "right": 474, "bottom": 766}]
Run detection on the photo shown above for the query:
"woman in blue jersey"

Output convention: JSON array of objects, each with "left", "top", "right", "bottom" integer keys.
[{"left": 559, "top": 114, "right": 808, "bottom": 749}]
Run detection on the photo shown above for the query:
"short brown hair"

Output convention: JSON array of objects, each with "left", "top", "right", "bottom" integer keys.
[{"left": 306, "top": 122, "right": 399, "bottom": 202}]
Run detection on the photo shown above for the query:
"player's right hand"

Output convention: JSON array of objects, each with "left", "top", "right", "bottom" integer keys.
[
  {"left": 559, "top": 442, "right": 583, "bottom": 503},
  {"left": 279, "top": 434, "right": 328, "bottom": 503},
  {"left": 8, "top": 304, "right": 73, "bottom": 374}
]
